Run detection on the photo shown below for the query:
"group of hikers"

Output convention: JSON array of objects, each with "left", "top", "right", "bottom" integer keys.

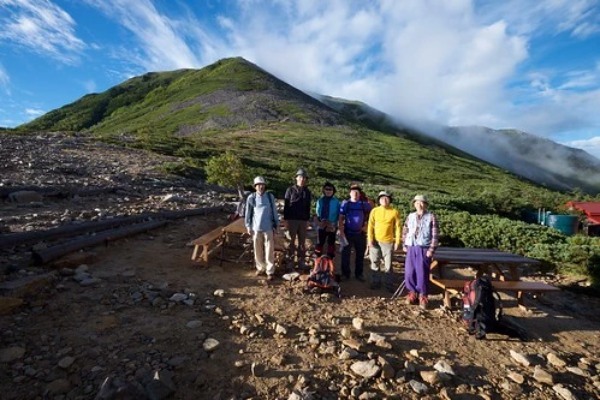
[{"left": 243, "top": 168, "right": 439, "bottom": 309}]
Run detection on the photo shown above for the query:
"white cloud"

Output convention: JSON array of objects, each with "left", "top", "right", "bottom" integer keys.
[
  {"left": 82, "top": 0, "right": 204, "bottom": 70},
  {"left": 0, "top": 0, "right": 85, "bottom": 63},
  {"left": 24, "top": 107, "right": 44, "bottom": 116},
  {"left": 0, "top": 62, "right": 10, "bottom": 93},
  {"left": 564, "top": 136, "right": 600, "bottom": 159}
]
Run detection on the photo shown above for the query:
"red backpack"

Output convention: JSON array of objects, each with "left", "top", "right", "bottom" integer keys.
[{"left": 307, "top": 256, "right": 340, "bottom": 296}]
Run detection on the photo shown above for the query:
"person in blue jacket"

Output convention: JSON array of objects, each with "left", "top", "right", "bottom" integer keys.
[{"left": 314, "top": 182, "right": 340, "bottom": 258}]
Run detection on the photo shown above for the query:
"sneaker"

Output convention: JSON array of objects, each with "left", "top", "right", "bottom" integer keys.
[
  {"left": 406, "top": 292, "right": 418, "bottom": 305},
  {"left": 419, "top": 296, "right": 429, "bottom": 310}
]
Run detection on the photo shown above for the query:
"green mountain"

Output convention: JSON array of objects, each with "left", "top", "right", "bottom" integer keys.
[{"left": 13, "top": 57, "right": 568, "bottom": 211}]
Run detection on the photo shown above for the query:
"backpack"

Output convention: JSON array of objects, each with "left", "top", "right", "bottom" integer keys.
[
  {"left": 462, "top": 275, "right": 502, "bottom": 339},
  {"left": 306, "top": 256, "right": 340, "bottom": 297}
]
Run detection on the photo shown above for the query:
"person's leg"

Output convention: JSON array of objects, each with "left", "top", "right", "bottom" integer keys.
[
  {"left": 404, "top": 246, "right": 418, "bottom": 293},
  {"left": 340, "top": 237, "right": 352, "bottom": 278},
  {"left": 286, "top": 220, "right": 300, "bottom": 267},
  {"left": 325, "top": 230, "right": 336, "bottom": 258},
  {"left": 253, "top": 231, "right": 266, "bottom": 273},
  {"left": 369, "top": 242, "right": 382, "bottom": 288},
  {"left": 414, "top": 247, "right": 431, "bottom": 296},
  {"left": 315, "top": 228, "right": 327, "bottom": 256},
  {"left": 379, "top": 242, "right": 394, "bottom": 291},
  {"left": 264, "top": 230, "right": 276, "bottom": 276},
  {"left": 297, "top": 221, "right": 307, "bottom": 268},
  {"left": 354, "top": 233, "right": 367, "bottom": 279}
]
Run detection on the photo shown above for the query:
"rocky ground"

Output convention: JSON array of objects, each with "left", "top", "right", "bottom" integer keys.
[{"left": 1, "top": 133, "right": 599, "bottom": 400}]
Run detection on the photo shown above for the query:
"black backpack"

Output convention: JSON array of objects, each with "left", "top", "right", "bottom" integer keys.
[{"left": 462, "top": 275, "right": 502, "bottom": 339}]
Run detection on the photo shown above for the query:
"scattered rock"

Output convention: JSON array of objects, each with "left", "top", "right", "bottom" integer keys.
[
  {"left": 510, "top": 350, "right": 531, "bottom": 367},
  {"left": 547, "top": 353, "right": 567, "bottom": 368},
  {"left": 352, "top": 317, "right": 364, "bottom": 330},
  {"left": 553, "top": 384, "right": 578, "bottom": 400},
  {"left": 350, "top": 360, "right": 381, "bottom": 378},
  {"left": 0, "top": 347, "right": 26, "bottom": 363},
  {"left": 202, "top": 338, "right": 220, "bottom": 352},
  {"left": 533, "top": 365, "right": 554, "bottom": 385}
]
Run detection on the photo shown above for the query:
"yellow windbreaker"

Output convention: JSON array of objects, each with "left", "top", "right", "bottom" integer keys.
[{"left": 367, "top": 206, "right": 401, "bottom": 245}]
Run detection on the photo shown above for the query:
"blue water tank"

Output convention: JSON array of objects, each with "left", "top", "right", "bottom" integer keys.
[{"left": 546, "top": 214, "right": 579, "bottom": 236}]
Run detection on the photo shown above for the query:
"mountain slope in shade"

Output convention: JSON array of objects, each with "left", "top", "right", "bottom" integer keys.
[
  {"left": 318, "top": 95, "right": 600, "bottom": 194},
  {"left": 441, "top": 126, "right": 600, "bottom": 193}
]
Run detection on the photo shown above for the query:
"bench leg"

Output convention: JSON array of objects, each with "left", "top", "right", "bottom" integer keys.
[
  {"left": 443, "top": 289, "right": 452, "bottom": 309},
  {"left": 201, "top": 245, "right": 209, "bottom": 263},
  {"left": 191, "top": 245, "right": 200, "bottom": 261}
]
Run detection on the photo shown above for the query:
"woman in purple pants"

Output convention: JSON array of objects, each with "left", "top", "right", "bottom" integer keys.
[{"left": 402, "top": 195, "right": 439, "bottom": 309}]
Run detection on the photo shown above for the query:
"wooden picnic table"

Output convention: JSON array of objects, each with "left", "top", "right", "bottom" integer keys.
[{"left": 397, "top": 247, "right": 559, "bottom": 309}]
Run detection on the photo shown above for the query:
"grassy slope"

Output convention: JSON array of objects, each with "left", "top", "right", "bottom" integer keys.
[{"left": 14, "top": 57, "right": 567, "bottom": 206}]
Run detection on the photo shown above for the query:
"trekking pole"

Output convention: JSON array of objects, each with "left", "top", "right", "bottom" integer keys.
[{"left": 391, "top": 280, "right": 406, "bottom": 300}]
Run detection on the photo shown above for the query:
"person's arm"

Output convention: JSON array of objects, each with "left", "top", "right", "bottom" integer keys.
[
  {"left": 338, "top": 201, "right": 346, "bottom": 236},
  {"left": 394, "top": 210, "right": 402, "bottom": 250},
  {"left": 401, "top": 215, "right": 409, "bottom": 252},
  {"left": 244, "top": 195, "right": 254, "bottom": 234},
  {"left": 427, "top": 213, "right": 439, "bottom": 258},
  {"left": 367, "top": 208, "right": 376, "bottom": 246},
  {"left": 271, "top": 193, "right": 280, "bottom": 230},
  {"left": 282, "top": 187, "right": 292, "bottom": 228}
]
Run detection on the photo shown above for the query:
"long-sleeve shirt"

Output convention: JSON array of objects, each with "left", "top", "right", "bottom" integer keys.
[
  {"left": 245, "top": 192, "right": 279, "bottom": 232},
  {"left": 283, "top": 185, "right": 312, "bottom": 221},
  {"left": 402, "top": 211, "right": 439, "bottom": 252},
  {"left": 367, "top": 205, "right": 401, "bottom": 245}
]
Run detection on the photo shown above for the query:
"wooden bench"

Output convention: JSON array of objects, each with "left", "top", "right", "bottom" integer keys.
[
  {"left": 191, "top": 227, "right": 225, "bottom": 263},
  {"left": 430, "top": 277, "right": 560, "bottom": 309}
]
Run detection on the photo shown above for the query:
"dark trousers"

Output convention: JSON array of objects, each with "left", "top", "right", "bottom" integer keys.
[
  {"left": 341, "top": 232, "right": 366, "bottom": 278},
  {"left": 316, "top": 228, "right": 336, "bottom": 258}
]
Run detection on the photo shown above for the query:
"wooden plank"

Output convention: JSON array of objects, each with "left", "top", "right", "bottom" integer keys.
[{"left": 430, "top": 277, "right": 559, "bottom": 309}]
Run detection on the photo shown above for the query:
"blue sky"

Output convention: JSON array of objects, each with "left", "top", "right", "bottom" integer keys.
[{"left": 1, "top": 0, "right": 600, "bottom": 158}]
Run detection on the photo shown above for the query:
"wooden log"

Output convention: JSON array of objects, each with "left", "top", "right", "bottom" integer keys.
[
  {"left": 31, "top": 220, "right": 168, "bottom": 265},
  {"left": 0, "top": 206, "right": 224, "bottom": 249}
]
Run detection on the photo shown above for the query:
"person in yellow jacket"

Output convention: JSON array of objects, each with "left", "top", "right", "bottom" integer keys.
[{"left": 367, "top": 191, "right": 402, "bottom": 291}]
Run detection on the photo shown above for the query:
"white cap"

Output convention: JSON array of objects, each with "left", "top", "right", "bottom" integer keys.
[{"left": 253, "top": 176, "right": 266, "bottom": 186}]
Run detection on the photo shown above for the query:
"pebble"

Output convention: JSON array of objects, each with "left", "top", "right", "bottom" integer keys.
[
  {"left": 434, "top": 360, "right": 455, "bottom": 375},
  {"left": 553, "top": 384, "right": 578, "bottom": 400},
  {"left": 507, "top": 371, "right": 525, "bottom": 384},
  {"left": 58, "top": 356, "right": 75, "bottom": 369},
  {"left": 533, "top": 365, "right": 554, "bottom": 385},
  {"left": 547, "top": 352, "right": 567, "bottom": 368},
  {"left": 0, "top": 347, "right": 26, "bottom": 363},
  {"left": 202, "top": 338, "right": 220, "bottom": 352},
  {"left": 352, "top": 317, "right": 364, "bottom": 330},
  {"left": 186, "top": 320, "right": 202, "bottom": 329},
  {"left": 409, "top": 379, "right": 428, "bottom": 394},
  {"left": 510, "top": 350, "right": 531, "bottom": 367},
  {"left": 350, "top": 360, "right": 380, "bottom": 378}
]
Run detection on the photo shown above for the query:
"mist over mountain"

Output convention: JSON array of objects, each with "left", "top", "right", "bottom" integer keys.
[{"left": 318, "top": 95, "right": 600, "bottom": 194}]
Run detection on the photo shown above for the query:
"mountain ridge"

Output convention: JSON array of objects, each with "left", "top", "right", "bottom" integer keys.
[{"left": 6, "top": 57, "right": 593, "bottom": 198}]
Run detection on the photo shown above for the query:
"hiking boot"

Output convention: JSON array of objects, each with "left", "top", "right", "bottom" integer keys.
[
  {"left": 255, "top": 270, "right": 264, "bottom": 276},
  {"left": 355, "top": 275, "right": 366, "bottom": 282},
  {"left": 406, "top": 292, "right": 418, "bottom": 305},
  {"left": 419, "top": 295, "right": 429, "bottom": 310},
  {"left": 370, "top": 281, "right": 381, "bottom": 290}
]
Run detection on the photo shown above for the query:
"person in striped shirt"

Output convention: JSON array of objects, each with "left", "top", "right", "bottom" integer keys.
[{"left": 402, "top": 194, "right": 439, "bottom": 309}]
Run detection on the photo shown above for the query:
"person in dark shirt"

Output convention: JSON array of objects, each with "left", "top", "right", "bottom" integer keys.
[
  {"left": 283, "top": 168, "right": 312, "bottom": 270},
  {"left": 338, "top": 184, "right": 372, "bottom": 281}
]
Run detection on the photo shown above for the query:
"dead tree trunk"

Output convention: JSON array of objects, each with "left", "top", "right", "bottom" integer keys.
[
  {"left": 0, "top": 206, "right": 225, "bottom": 250},
  {"left": 32, "top": 220, "right": 168, "bottom": 265}
]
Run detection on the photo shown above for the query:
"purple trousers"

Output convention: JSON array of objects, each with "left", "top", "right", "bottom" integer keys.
[{"left": 405, "top": 246, "right": 431, "bottom": 296}]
